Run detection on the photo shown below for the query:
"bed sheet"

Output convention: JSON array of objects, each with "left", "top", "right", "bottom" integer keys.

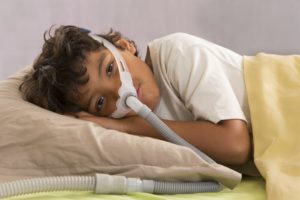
[{"left": 7, "top": 177, "right": 265, "bottom": 200}]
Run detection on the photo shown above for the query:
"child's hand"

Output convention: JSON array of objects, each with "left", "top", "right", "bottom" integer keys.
[
  {"left": 65, "top": 111, "right": 99, "bottom": 121},
  {"left": 74, "top": 111, "right": 95, "bottom": 119},
  {"left": 67, "top": 111, "right": 147, "bottom": 135},
  {"left": 73, "top": 111, "right": 129, "bottom": 132},
  {"left": 69, "top": 111, "right": 161, "bottom": 139}
]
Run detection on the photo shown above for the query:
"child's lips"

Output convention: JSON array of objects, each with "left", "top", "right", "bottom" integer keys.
[
  {"left": 136, "top": 86, "right": 140, "bottom": 98},
  {"left": 135, "top": 84, "right": 141, "bottom": 99}
]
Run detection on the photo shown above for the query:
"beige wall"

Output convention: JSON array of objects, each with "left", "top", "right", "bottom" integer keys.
[{"left": 1, "top": 0, "right": 299, "bottom": 80}]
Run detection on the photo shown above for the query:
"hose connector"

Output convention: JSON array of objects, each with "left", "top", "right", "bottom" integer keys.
[{"left": 95, "top": 174, "right": 154, "bottom": 194}]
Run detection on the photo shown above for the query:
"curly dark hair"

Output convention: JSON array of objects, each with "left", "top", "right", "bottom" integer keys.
[{"left": 19, "top": 25, "right": 138, "bottom": 114}]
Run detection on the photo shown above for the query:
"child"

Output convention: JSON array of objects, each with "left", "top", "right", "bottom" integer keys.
[{"left": 19, "top": 25, "right": 251, "bottom": 166}]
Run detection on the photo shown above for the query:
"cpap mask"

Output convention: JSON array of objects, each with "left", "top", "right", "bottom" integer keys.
[
  {"left": 0, "top": 29, "right": 242, "bottom": 198},
  {"left": 88, "top": 32, "right": 137, "bottom": 118}
]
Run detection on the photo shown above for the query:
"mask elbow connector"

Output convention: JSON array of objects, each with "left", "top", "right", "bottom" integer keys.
[{"left": 126, "top": 96, "right": 152, "bottom": 118}]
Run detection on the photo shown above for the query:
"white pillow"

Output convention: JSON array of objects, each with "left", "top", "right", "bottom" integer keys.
[{"left": 0, "top": 66, "right": 241, "bottom": 189}]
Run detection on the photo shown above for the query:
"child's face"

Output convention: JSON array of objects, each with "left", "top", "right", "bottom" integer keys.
[{"left": 77, "top": 44, "right": 160, "bottom": 117}]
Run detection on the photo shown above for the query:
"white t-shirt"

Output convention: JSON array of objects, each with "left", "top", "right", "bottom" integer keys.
[{"left": 147, "top": 33, "right": 251, "bottom": 128}]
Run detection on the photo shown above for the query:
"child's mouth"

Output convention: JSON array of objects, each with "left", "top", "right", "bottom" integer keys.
[
  {"left": 134, "top": 83, "right": 141, "bottom": 100},
  {"left": 136, "top": 85, "right": 140, "bottom": 99}
]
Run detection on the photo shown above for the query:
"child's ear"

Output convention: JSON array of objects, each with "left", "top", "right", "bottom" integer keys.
[{"left": 116, "top": 38, "right": 137, "bottom": 55}]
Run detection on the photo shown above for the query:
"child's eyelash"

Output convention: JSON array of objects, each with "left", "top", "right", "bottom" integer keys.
[
  {"left": 96, "top": 96, "right": 105, "bottom": 112},
  {"left": 106, "top": 62, "right": 114, "bottom": 76}
]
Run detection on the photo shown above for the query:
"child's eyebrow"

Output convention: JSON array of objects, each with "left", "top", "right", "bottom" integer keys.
[{"left": 98, "top": 51, "right": 108, "bottom": 77}]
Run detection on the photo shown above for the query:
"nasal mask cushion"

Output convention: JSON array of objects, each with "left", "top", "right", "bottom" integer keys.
[{"left": 87, "top": 32, "right": 137, "bottom": 118}]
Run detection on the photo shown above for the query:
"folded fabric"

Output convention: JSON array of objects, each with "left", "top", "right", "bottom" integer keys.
[
  {"left": 0, "top": 66, "right": 241, "bottom": 189},
  {"left": 244, "top": 53, "right": 300, "bottom": 200}
]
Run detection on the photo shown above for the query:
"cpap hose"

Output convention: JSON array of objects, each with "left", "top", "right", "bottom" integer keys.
[
  {"left": 126, "top": 96, "right": 216, "bottom": 164},
  {"left": 0, "top": 174, "right": 222, "bottom": 198}
]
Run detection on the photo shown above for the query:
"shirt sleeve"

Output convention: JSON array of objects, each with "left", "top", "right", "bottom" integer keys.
[{"left": 165, "top": 35, "right": 247, "bottom": 124}]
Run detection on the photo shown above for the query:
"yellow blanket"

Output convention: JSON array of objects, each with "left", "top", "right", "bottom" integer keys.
[{"left": 244, "top": 53, "right": 300, "bottom": 200}]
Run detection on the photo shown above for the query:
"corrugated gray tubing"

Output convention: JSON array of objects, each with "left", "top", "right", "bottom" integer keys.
[
  {"left": 126, "top": 96, "right": 222, "bottom": 191},
  {"left": 126, "top": 96, "right": 216, "bottom": 164},
  {"left": 0, "top": 175, "right": 222, "bottom": 198}
]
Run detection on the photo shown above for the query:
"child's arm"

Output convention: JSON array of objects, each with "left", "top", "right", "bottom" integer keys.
[
  {"left": 75, "top": 112, "right": 250, "bottom": 166},
  {"left": 124, "top": 116, "right": 250, "bottom": 166}
]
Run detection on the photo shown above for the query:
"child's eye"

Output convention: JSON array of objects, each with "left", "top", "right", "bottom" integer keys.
[
  {"left": 106, "top": 62, "right": 114, "bottom": 76},
  {"left": 96, "top": 96, "right": 105, "bottom": 112}
]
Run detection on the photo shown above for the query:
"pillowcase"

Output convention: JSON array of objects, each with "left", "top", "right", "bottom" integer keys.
[{"left": 0, "top": 66, "right": 241, "bottom": 189}]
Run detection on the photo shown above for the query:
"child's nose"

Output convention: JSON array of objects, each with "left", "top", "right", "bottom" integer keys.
[{"left": 111, "top": 78, "right": 122, "bottom": 98}]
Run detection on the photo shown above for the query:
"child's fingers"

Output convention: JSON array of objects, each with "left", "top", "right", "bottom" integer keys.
[
  {"left": 64, "top": 111, "right": 92, "bottom": 119},
  {"left": 76, "top": 111, "right": 94, "bottom": 118},
  {"left": 64, "top": 112, "right": 79, "bottom": 118}
]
